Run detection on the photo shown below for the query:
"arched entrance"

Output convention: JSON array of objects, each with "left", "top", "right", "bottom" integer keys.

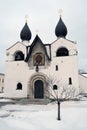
[
  {"left": 28, "top": 73, "right": 49, "bottom": 99},
  {"left": 34, "top": 80, "right": 44, "bottom": 98}
]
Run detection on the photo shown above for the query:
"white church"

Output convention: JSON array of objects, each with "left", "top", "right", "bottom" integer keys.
[{"left": 3, "top": 14, "right": 87, "bottom": 99}]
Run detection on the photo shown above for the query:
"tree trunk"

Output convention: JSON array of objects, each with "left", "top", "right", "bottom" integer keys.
[{"left": 57, "top": 101, "right": 61, "bottom": 120}]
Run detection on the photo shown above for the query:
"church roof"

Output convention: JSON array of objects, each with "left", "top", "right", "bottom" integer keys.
[
  {"left": 0, "top": 73, "right": 5, "bottom": 76},
  {"left": 51, "top": 37, "right": 76, "bottom": 45},
  {"left": 55, "top": 17, "right": 67, "bottom": 38},
  {"left": 20, "top": 22, "right": 32, "bottom": 41},
  {"left": 25, "top": 35, "right": 50, "bottom": 62},
  {"left": 6, "top": 42, "right": 26, "bottom": 50}
]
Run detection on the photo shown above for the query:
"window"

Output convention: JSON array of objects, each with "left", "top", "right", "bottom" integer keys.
[
  {"left": 14, "top": 51, "right": 24, "bottom": 61},
  {"left": 2, "top": 79, "right": 4, "bottom": 83},
  {"left": 16, "top": 83, "right": 22, "bottom": 90},
  {"left": 69, "top": 77, "right": 72, "bottom": 85},
  {"left": 56, "top": 47, "right": 69, "bottom": 57},
  {"left": 56, "top": 65, "right": 58, "bottom": 71},
  {"left": 53, "top": 85, "right": 57, "bottom": 90}
]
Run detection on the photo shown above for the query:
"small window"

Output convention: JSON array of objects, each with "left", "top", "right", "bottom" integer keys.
[
  {"left": 53, "top": 85, "right": 57, "bottom": 90},
  {"left": 69, "top": 77, "right": 72, "bottom": 85},
  {"left": 16, "top": 83, "right": 22, "bottom": 90},
  {"left": 14, "top": 51, "right": 24, "bottom": 61},
  {"left": 2, "top": 79, "right": 4, "bottom": 83},
  {"left": 56, "top": 65, "right": 58, "bottom": 71}
]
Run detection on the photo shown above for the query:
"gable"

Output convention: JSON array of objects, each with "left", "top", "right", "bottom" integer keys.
[
  {"left": 51, "top": 38, "right": 77, "bottom": 58},
  {"left": 25, "top": 35, "right": 50, "bottom": 62},
  {"left": 7, "top": 42, "right": 26, "bottom": 51},
  {"left": 6, "top": 42, "right": 26, "bottom": 61}
]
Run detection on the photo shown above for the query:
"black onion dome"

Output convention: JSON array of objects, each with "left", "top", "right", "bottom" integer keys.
[
  {"left": 20, "top": 22, "right": 32, "bottom": 41},
  {"left": 55, "top": 17, "right": 67, "bottom": 38}
]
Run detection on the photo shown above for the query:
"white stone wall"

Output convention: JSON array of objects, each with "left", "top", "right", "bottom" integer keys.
[
  {"left": 50, "top": 38, "right": 79, "bottom": 94},
  {"left": 4, "top": 38, "right": 79, "bottom": 98},
  {"left": 79, "top": 74, "right": 87, "bottom": 93},
  {"left": 4, "top": 61, "right": 28, "bottom": 98},
  {"left": 4, "top": 41, "right": 28, "bottom": 98},
  {"left": 6, "top": 42, "right": 27, "bottom": 62}
]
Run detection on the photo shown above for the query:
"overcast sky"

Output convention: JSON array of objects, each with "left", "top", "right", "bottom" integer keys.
[{"left": 0, "top": 0, "right": 87, "bottom": 73}]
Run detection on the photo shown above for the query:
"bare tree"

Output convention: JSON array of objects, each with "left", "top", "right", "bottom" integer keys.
[{"left": 45, "top": 76, "right": 77, "bottom": 120}]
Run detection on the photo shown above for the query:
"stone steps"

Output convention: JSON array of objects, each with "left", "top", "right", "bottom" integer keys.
[
  {"left": 16, "top": 98, "right": 50, "bottom": 105},
  {"left": 0, "top": 98, "right": 50, "bottom": 106}
]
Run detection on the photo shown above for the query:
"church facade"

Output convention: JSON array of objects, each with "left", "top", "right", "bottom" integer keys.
[{"left": 4, "top": 16, "right": 79, "bottom": 99}]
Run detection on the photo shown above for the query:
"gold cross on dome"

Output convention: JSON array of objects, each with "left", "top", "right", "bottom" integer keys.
[
  {"left": 58, "top": 9, "right": 63, "bottom": 17},
  {"left": 25, "top": 15, "right": 29, "bottom": 22}
]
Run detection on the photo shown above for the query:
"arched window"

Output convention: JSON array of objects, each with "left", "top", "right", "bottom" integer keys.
[
  {"left": 53, "top": 85, "right": 58, "bottom": 90},
  {"left": 14, "top": 51, "right": 24, "bottom": 61},
  {"left": 2, "top": 79, "right": 4, "bottom": 83},
  {"left": 69, "top": 77, "right": 72, "bottom": 85},
  {"left": 56, "top": 47, "right": 69, "bottom": 57},
  {"left": 16, "top": 83, "right": 22, "bottom": 90},
  {"left": 56, "top": 65, "right": 58, "bottom": 71}
]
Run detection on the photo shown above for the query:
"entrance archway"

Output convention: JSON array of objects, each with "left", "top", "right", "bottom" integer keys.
[
  {"left": 34, "top": 80, "right": 44, "bottom": 98},
  {"left": 28, "top": 73, "right": 49, "bottom": 99}
]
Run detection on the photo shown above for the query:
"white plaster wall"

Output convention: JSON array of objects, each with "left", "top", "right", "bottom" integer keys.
[
  {"left": 50, "top": 38, "right": 79, "bottom": 93},
  {"left": 6, "top": 42, "right": 27, "bottom": 61},
  {"left": 4, "top": 60, "right": 50, "bottom": 98},
  {"left": 4, "top": 41, "right": 28, "bottom": 98},
  {"left": 51, "top": 38, "right": 77, "bottom": 57},
  {"left": 4, "top": 38, "right": 79, "bottom": 98},
  {"left": 4, "top": 61, "right": 28, "bottom": 98},
  {"left": 79, "top": 74, "right": 87, "bottom": 93}
]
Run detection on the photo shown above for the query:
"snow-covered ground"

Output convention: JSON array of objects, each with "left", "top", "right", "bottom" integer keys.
[{"left": 0, "top": 100, "right": 87, "bottom": 130}]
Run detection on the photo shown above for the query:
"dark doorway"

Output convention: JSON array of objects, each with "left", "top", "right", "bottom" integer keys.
[{"left": 34, "top": 80, "right": 44, "bottom": 98}]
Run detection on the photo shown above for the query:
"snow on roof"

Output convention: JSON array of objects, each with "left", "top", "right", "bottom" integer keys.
[
  {"left": 0, "top": 73, "right": 5, "bottom": 76},
  {"left": 81, "top": 73, "right": 87, "bottom": 78}
]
